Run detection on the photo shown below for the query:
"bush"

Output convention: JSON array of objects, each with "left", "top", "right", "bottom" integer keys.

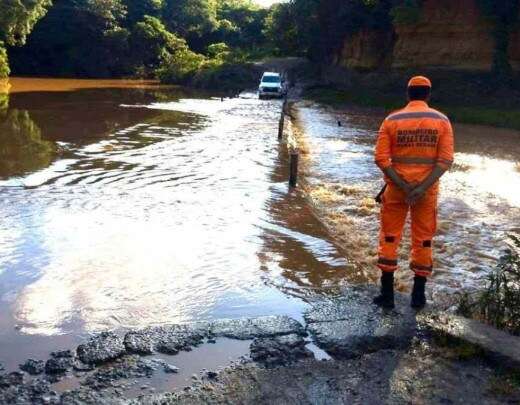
[
  {"left": 191, "top": 62, "right": 259, "bottom": 92},
  {"left": 207, "top": 42, "right": 231, "bottom": 60},
  {"left": 156, "top": 40, "right": 260, "bottom": 91},
  {"left": 156, "top": 47, "right": 206, "bottom": 84},
  {"left": 459, "top": 235, "right": 520, "bottom": 335},
  {"left": 0, "top": 43, "right": 9, "bottom": 78}
]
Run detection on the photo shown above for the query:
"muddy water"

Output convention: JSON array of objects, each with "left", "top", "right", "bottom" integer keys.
[
  {"left": 296, "top": 102, "right": 520, "bottom": 299},
  {"left": 0, "top": 79, "right": 351, "bottom": 370}
]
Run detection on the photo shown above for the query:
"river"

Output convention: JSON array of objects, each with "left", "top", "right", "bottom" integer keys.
[
  {"left": 295, "top": 101, "right": 520, "bottom": 300},
  {"left": 1, "top": 78, "right": 518, "bottom": 377},
  {"left": 0, "top": 79, "right": 349, "bottom": 371}
]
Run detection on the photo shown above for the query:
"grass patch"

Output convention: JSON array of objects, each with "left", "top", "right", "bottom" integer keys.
[
  {"left": 304, "top": 86, "right": 520, "bottom": 130},
  {"left": 449, "top": 106, "right": 520, "bottom": 130},
  {"left": 303, "top": 87, "right": 400, "bottom": 111}
]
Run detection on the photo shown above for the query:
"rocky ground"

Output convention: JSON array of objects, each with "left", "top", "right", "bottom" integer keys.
[
  {"left": 1, "top": 286, "right": 519, "bottom": 404},
  {"left": 139, "top": 347, "right": 518, "bottom": 405}
]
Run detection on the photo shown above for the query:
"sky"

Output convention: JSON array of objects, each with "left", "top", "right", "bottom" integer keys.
[{"left": 254, "top": 0, "right": 285, "bottom": 7}]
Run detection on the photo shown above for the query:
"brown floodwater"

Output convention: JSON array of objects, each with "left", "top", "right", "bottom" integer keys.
[
  {"left": 0, "top": 79, "right": 351, "bottom": 371},
  {"left": 295, "top": 102, "right": 520, "bottom": 300}
]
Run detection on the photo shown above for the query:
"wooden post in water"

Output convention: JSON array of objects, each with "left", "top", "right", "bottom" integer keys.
[
  {"left": 278, "top": 112, "right": 284, "bottom": 140},
  {"left": 289, "top": 152, "right": 299, "bottom": 187}
]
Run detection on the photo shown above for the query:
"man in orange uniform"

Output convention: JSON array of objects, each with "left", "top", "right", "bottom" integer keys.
[{"left": 373, "top": 76, "right": 454, "bottom": 309}]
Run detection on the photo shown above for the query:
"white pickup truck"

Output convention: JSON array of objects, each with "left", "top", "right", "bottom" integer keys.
[{"left": 258, "top": 72, "right": 286, "bottom": 99}]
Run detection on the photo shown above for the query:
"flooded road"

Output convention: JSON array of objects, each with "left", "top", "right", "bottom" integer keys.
[
  {"left": 295, "top": 102, "right": 520, "bottom": 299},
  {"left": 0, "top": 79, "right": 350, "bottom": 370}
]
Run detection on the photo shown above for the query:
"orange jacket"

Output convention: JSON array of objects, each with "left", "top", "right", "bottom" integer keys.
[{"left": 375, "top": 100, "right": 454, "bottom": 185}]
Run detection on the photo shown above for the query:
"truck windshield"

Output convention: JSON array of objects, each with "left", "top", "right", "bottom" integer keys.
[{"left": 262, "top": 76, "right": 280, "bottom": 83}]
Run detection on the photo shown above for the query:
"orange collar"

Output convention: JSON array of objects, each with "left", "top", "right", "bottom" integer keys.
[{"left": 407, "top": 100, "right": 429, "bottom": 108}]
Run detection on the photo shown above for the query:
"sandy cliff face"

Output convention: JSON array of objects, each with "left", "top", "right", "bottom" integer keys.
[
  {"left": 392, "top": 0, "right": 495, "bottom": 70},
  {"left": 336, "top": 29, "right": 393, "bottom": 70},
  {"left": 336, "top": 0, "right": 519, "bottom": 72}
]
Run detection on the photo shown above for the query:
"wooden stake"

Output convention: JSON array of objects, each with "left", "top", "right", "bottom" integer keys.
[
  {"left": 278, "top": 114, "right": 284, "bottom": 140},
  {"left": 289, "top": 152, "right": 299, "bottom": 187}
]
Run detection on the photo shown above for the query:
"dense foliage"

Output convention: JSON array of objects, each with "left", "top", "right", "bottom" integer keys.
[
  {"left": 0, "top": 42, "right": 8, "bottom": 78},
  {"left": 1, "top": 0, "right": 518, "bottom": 82},
  {"left": 459, "top": 235, "right": 520, "bottom": 335},
  {"left": 0, "top": 0, "right": 52, "bottom": 77},
  {"left": 3, "top": 0, "right": 268, "bottom": 80}
]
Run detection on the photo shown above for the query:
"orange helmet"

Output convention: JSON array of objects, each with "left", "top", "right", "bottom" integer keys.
[{"left": 408, "top": 76, "right": 432, "bottom": 88}]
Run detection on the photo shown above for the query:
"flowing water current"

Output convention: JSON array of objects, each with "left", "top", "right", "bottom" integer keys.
[
  {"left": 296, "top": 102, "right": 520, "bottom": 298},
  {"left": 0, "top": 79, "right": 348, "bottom": 373},
  {"left": 1, "top": 79, "right": 519, "bottom": 384}
]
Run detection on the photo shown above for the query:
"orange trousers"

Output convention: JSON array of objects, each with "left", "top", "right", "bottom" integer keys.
[{"left": 377, "top": 183, "right": 438, "bottom": 277}]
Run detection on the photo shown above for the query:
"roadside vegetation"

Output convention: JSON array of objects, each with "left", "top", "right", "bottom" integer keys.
[
  {"left": 458, "top": 235, "right": 520, "bottom": 336},
  {"left": 1, "top": 0, "right": 519, "bottom": 114},
  {"left": 0, "top": 0, "right": 276, "bottom": 90},
  {"left": 303, "top": 83, "right": 520, "bottom": 130}
]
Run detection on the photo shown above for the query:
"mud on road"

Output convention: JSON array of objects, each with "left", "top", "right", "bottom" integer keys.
[{"left": 1, "top": 287, "right": 519, "bottom": 404}]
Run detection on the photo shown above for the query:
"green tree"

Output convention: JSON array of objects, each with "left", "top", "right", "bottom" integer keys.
[
  {"left": 8, "top": 0, "right": 132, "bottom": 77},
  {"left": 163, "top": 0, "right": 219, "bottom": 50},
  {"left": 156, "top": 45, "right": 205, "bottom": 83},
  {"left": 5, "top": 0, "right": 274, "bottom": 79},
  {"left": 206, "top": 42, "right": 230, "bottom": 59},
  {"left": 264, "top": 2, "right": 300, "bottom": 55},
  {"left": 122, "top": 0, "right": 163, "bottom": 25},
  {"left": 130, "top": 15, "right": 188, "bottom": 72},
  {"left": 0, "top": 0, "right": 52, "bottom": 46},
  {"left": 0, "top": 42, "right": 9, "bottom": 77},
  {"left": 0, "top": 0, "right": 52, "bottom": 77},
  {"left": 215, "top": 0, "right": 267, "bottom": 49}
]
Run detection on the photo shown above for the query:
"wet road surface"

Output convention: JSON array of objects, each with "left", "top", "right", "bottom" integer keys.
[{"left": 0, "top": 79, "right": 350, "bottom": 371}]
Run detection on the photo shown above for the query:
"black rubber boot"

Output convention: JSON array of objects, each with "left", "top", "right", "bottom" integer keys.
[
  {"left": 373, "top": 271, "right": 395, "bottom": 309},
  {"left": 411, "top": 275, "right": 427, "bottom": 309}
]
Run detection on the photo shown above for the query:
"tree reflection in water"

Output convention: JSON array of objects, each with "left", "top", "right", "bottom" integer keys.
[{"left": 0, "top": 92, "right": 55, "bottom": 178}]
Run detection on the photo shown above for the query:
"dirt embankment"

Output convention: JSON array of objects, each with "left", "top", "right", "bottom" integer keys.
[{"left": 336, "top": 0, "right": 520, "bottom": 72}]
